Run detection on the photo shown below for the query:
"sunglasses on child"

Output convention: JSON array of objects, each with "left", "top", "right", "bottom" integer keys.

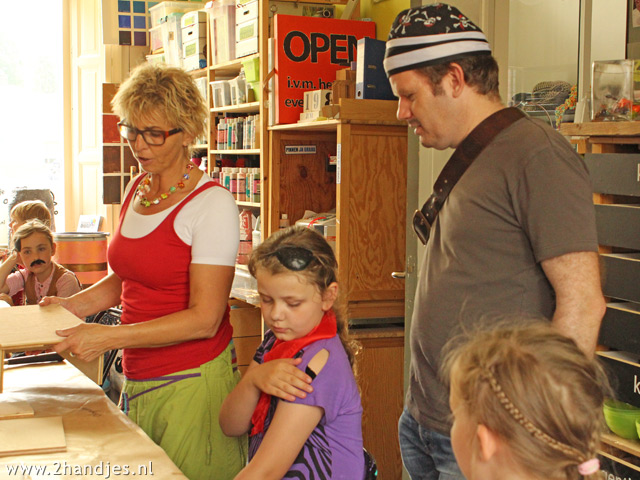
[{"left": 269, "top": 246, "right": 317, "bottom": 271}]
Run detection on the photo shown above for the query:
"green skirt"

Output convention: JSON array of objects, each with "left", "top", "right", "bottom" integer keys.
[{"left": 120, "top": 341, "right": 247, "bottom": 480}]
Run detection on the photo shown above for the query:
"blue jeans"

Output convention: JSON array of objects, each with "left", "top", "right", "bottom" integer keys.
[{"left": 398, "top": 409, "right": 466, "bottom": 480}]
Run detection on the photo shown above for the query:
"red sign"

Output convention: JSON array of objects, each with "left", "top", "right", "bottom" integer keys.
[{"left": 274, "top": 14, "right": 376, "bottom": 124}]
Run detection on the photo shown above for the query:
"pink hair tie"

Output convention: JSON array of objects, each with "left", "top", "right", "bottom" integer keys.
[{"left": 577, "top": 458, "right": 600, "bottom": 475}]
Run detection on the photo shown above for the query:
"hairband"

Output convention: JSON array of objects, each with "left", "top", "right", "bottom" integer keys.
[{"left": 577, "top": 458, "right": 600, "bottom": 476}]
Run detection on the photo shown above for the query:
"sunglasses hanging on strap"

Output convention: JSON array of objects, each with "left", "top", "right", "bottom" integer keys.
[{"left": 413, "top": 107, "right": 526, "bottom": 245}]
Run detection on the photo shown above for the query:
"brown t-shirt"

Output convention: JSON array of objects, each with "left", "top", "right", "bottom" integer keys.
[{"left": 407, "top": 113, "right": 599, "bottom": 435}]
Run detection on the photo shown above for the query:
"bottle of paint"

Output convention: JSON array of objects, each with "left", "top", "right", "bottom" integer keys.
[
  {"left": 237, "top": 168, "right": 247, "bottom": 201},
  {"left": 279, "top": 214, "right": 290, "bottom": 229}
]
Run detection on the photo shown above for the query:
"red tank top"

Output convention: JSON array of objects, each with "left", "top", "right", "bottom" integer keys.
[{"left": 108, "top": 175, "right": 232, "bottom": 379}]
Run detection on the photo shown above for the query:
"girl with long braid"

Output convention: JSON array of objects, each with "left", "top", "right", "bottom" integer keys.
[{"left": 443, "top": 321, "right": 610, "bottom": 480}]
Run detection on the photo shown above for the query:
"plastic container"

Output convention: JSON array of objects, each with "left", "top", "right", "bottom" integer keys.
[
  {"left": 210, "top": 80, "right": 231, "bottom": 108},
  {"left": 252, "top": 216, "right": 262, "bottom": 250},
  {"left": 229, "top": 74, "right": 247, "bottom": 105},
  {"left": 591, "top": 59, "right": 640, "bottom": 121},
  {"left": 160, "top": 14, "right": 184, "bottom": 67},
  {"left": 603, "top": 399, "right": 640, "bottom": 439},
  {"left": 207, "top": 0, "right": 236, "bottom": 65},
  {"left": 150, "top": 1, "right": 206, "bottom": 28},
  {"left": 241, "top": 57, "right": 260, "bottom": 83}
]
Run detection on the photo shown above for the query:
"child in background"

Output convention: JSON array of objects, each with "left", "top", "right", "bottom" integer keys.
[
  {"left": 443, "top": 321, "right": 610, "bottom": 480},
  {"left": 0, "top": 220, "right": 81, "bottom": 305},
  {"left": 220, "top": 226, "right": 371, "bottom": 480},
  {"left": 0, "top": 200, "right": 53, "bottom": 305}
]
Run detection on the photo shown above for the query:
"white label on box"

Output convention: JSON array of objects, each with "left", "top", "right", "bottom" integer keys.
[{"left": 285, "top": 145, "right": 317, "bottom": 154}]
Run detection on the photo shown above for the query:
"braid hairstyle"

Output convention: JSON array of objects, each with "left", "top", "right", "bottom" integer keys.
[
  {"left": 442, "top": 321, "right": 610, "bottom": 480},
  {"left": 248, "top": 226, "right": 360, "bottom": 371}
]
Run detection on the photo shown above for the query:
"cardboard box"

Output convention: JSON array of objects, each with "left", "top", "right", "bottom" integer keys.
[
  {"left": 182, "top": 36, "right": 206, "bottom": 59},
  {"left": 274, "top": 15, "right": 375, "bottom": 124},
  {"left": 181, "top": 10, "right": 207, "bottom": 29}
]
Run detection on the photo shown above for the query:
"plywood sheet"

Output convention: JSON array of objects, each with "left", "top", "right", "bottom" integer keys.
[
  {"left": 0, "top": 416, "right": 66, "bottom": 456},
  {"left": 0, "top": 305, "right": 82, "bottom": 349},
  {"left": 0, "top": 400, "right": 34, "bottom": 419}
]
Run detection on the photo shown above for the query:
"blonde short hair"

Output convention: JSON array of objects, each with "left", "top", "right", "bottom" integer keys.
[
  {"left": 10, "top": 200, "right": 51, "bottom": 227},
  {"left": 111, "top": 62, "right": 207, "bottom": 146},
  {"left": 443, "top": 321, "right": 610, "bottom": 480}
]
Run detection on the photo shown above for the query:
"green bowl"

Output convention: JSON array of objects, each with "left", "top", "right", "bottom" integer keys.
[{"left": 603, "top": 399, "right": 640, "bottom": 439}]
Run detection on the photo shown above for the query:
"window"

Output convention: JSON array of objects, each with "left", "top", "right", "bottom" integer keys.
[{"left": 0, "top": 0, "right": 65, "bottom": 245}]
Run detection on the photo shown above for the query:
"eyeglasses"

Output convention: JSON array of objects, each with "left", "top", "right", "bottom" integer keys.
[
  {"left": 117, "top": 122, "right": 182, "bottom": 146},
  {"left": 413, "top": 194, "right": 439, "bottom": 245},
  {"left": 270, "top": 246, "right": 317, "bottom": 271}
]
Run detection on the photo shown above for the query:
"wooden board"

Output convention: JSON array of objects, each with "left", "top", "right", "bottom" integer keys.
[
  {"left": 0, "top": 305, "right": 103, "bottom": 391},
  {"left": 0, "top": 304, "right": 82, "bottom": 349},
  {"left": 0, "top": 400, "right": 34, "bottom": 420},
  {"left": 0, "top": 416, "right": 66, "bottom": 456}
]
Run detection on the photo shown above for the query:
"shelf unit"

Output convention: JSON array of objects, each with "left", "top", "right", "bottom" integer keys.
[
  {"left": 560, "top": 122, "right": 640, "bottom": 478},
  {"left": 268, "top": 98, "right": 408, "bottom": 321}
]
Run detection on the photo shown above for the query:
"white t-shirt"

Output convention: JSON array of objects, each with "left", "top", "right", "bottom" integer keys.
[{"left": 121, "top": 175, "right": 239, "bottom": 266}]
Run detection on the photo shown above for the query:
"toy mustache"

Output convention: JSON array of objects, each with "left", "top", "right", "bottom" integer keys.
[{"left": 30, "top": 259, "right": 46, "bottom": 267}]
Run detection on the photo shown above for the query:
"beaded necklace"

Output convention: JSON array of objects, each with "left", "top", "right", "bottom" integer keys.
[{"left": 136, "top": 162, "right": 195, "bottom": 207}]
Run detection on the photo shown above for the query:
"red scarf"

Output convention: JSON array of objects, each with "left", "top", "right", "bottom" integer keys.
[{"left": 250, "top": 310, "right": 337, "bottom": 435}]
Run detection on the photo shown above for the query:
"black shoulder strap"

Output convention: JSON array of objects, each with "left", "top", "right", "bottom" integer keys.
[{"left": 414, "top": 107, "right": 525, "bottom": 242}]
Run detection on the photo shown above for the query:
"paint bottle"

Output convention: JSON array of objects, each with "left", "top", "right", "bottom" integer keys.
[
  {"left": 217, "top": 118, "right": 226, "bottom": 150},
  {"left": 245, "top": 168, "right": 253, "bottom": 202},
  {"left": 252, "top": 167, "right": 261, "bottom": 203},
  {"left": 229, "top": 167, "right": 239, "bottom": 198},
  {"left": 279, "top": 214, "right": 290, "bottom": 229},
  {"left": 252, "top": 215, "right": 262, "bottom": 250},
  {"left": 223, "top": 167, "right": 232, "bottom": 191},
  {"left": 237, "top": 168, "right": 247, "bottom": 201},
  {"left": 211, "top": 166, "right": 220, "bottom": 183}
]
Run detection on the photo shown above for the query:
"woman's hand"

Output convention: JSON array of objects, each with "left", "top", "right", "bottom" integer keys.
[
  {"left": 249, "top": 358, "right": 314, "bottom": 402},
  {"left": 39, "top": 295, "right": 85, "bottom": 319},
  {"left": 53, "top": 323, "right": 116, "bottom": 362}
]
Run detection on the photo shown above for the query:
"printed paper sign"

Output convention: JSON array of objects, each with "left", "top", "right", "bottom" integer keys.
[{"left": 274, "top": 15, "right": 375, "bottom": 124}]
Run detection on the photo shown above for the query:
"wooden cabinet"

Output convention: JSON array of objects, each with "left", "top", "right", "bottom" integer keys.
[
  {"left": 560, "top": 123, "right": 640, "bottom": 478},
  {"left": 269, "top": 99, "right": 408, "bottom": 320},
  {"left": 353, "top": 327, "right": 404, "bottom": 480}
]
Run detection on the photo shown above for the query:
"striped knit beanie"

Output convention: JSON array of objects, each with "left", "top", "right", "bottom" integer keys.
[{"left": 384, "top": 3, "right": 491, "bottom": 77}]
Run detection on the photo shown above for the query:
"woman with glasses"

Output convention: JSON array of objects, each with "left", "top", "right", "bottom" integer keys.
[{"left": 41, "top": 62, "right": 245, "bottom": 480}]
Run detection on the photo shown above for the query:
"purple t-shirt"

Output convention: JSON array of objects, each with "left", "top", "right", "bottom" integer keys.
[{"left": 250, "top": 330, "right": 364, "bottom": 479}]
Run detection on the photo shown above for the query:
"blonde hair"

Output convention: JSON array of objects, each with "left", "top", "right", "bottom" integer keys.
[
  {"left": 12, "top": 220, "right": 54, "bottom": 252},
  {"left": 442, "top": 321, "right": 610, "bottom": 480},
  {"left": 10, "top": 200, "right": 51, "bottom": 227},
  {"left": 249, "top": 226, "right": 359, "bottom": 369},
  {"left": 111, "top": 62, "right": 207, "bottom": 147}
]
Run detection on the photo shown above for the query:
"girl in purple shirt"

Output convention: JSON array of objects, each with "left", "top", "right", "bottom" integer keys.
[{"left": 220, "top": 226, "right": 371, "bottom": 479}]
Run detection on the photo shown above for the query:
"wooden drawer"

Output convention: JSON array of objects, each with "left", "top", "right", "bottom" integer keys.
[
  {"left": 596, "top": 204, "right": 640, "bottom": 250},
  {"left": 585, "top": 153, "right": 640, "bottom": 196},
  {"left": 602, "top": 254, "right": 640, "bottom": 303},
  {"left": 598, "top": 352, "right": 640, "bottom": 408},
  {"left": 600, "top": 303, "right": 640, "bottom": 355}
]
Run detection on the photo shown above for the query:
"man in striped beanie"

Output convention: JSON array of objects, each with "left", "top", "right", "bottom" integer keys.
[{"left": 385, "top": 4, "right": 605, "bottom": 480}]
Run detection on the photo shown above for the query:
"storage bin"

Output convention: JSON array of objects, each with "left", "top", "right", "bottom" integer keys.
[
  {"left": 146, "top": 53, "right": 166, "bottom": 65},
  {"left": 149, "top": 25, "right": 164, "bottom": 52},
  {"left": 160, "top": 14, "right": 184, "bottom": 67},
  {"left": 248, "top": 81, "right": 260, "bottom": 101},
  {"left": 236, "top": 37, "right": 259, "bottom": 58},
  {"left": 207, "top": 0, "right": 236, "bottom": 64},
  {"left": 241, "top": 56, "right": 260, "bottom": 83},
  {"left": 210, "top": 80, "right": 232, "bottom": 107},
  {"left": 150, "top": 1, "right": 206, "bottom": 28},
  {"left": 229, "top": 75, "right": 247, "bottom": 105}
]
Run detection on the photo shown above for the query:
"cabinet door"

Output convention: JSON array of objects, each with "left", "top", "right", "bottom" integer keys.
[{"left": 338, "top": 124, "right": 407, "bottom": 320}]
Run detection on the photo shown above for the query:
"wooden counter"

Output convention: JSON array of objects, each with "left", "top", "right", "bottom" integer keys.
[{"left": 0, "top": 361, "right": 186, "bottom": 478}]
